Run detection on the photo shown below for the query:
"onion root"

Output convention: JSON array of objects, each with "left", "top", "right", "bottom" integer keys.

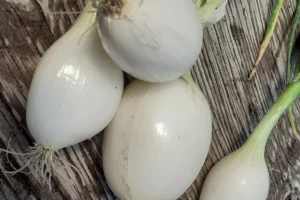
[{"left": 0, "top": 139, "right": 85, "bottom": 190}]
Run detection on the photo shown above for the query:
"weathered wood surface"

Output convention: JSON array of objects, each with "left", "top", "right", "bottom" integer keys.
[{"left": 0, "top": 0, "right": 300, "bottom": 199}]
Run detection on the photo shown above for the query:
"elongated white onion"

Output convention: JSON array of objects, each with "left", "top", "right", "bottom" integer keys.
[
  {"left": 103, "top": 73, "right": 212, "bottom": 200},
  {"left": 199, "top": 81, "right": 300, "bottom": 200},
  {"left": 26, "top": 4, "right": 123, "bottom": 150},
  {"left": 97, "top": 0, "right": 203, "bottom": 82}
]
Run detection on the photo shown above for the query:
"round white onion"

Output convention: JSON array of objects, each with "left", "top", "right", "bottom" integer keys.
[
  {"left": 97, "top": 0, "right": 203, "bottom": 82},
  {"left": 199, "top": 147, "right": 269, "bottom": 200},
  {"left": 103, "top": 74, "right": 212, "bottom": 200}
]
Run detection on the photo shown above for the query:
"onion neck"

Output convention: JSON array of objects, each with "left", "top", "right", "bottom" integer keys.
[
  {"left": 193, "top": 0, "right": 228, "bottom": 26},
  {"left": 72, "top": 1, "right": 97, "bottom": 29},
  {"left": 99, "top": 0, "right": 125, "bottom": 18},
  {"left": 243, "top": 81, "right": 300, "bottom": 157},
  {"left": 182, "top": 70, "right": 194, "bottom": 82},
  {"left": 193, "top": 0, "right": 208, "bottom": 8}
]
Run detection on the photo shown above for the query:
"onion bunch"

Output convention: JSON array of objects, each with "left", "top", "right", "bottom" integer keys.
[{"left": 0, "top": 0, "right": 230, "bottom": 198}]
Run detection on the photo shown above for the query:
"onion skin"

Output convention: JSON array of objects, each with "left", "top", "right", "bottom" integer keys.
[
  {"left": 26, "top": 8, "right": 124, "bottom": 149},
  {"left": 97, "top": 0, "right": 203, "bottom": 83},
  {"left": 103, "top": 77, "right": 212, "bottom": 200},
  {"left": 199, "top": 146, "right": 269, "bottom": 200}
]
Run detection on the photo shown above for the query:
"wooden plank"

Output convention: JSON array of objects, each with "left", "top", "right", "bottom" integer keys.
[{"left": 0, "top": 0, "right": 299, "bottom": 199}]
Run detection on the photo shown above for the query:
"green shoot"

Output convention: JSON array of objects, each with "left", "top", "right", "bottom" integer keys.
[
  {"left": 201, "top": 0, "right": 208, "bottom": 7},
  {"left": 293, "top": 50, "right": 300, "bottom": 82},
  {"left": 249, "top": 0, "right": 285, "bottom": 80},
  {"left": 287, "top": 0, "right": 300, "bottom": 83},
  {"left": 193, "top": 0, "right": 228, "bottom": 26},
  {"left": 193, "top": 0, "right": 208, "bottom": 8},
  {"left": 285, "top": 56, "right": 300, "bottom": 136},
  {"left": 245, "top": 80, "right": 300, "bottom": 151},
  {"left": 286, "top": 0, "right": 300, "bottom": 136}
]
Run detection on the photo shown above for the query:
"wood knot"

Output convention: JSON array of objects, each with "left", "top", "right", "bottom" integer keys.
[{"left": 99, "top": 0, "right": 125, "bottom": 18}]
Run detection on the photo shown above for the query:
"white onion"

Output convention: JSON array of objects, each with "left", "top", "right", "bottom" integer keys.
[
  {"left": 199, "top": 81, "right": 300, "bottom": 200},
  {"left": 103, "top": 73, "right": 212, "bottom": 200},
  {"left": 0, "top": 3, "right": 123, "bottom": 188},
  {"left": 26, "top": 4, "right": 123, "bottom": 150},
  {"left": 97, "top": 0, "right": 203, "bottom": 82},
  {"left": 199, "top": 146, "right": 269, "bottom": 200}
]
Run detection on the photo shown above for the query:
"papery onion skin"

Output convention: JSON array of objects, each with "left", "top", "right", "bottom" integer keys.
[
  {"left": 97, "top": 0, "right": 203, "bottom": 82},
  {"left": 26, "top": 9, "right": 124, "bottom": 150},
  {"left": 199, "top": 146, "right": 269, "bottom": 200},
  {"left": 103, "top": 77, "right": 212, "bottom": 200}
]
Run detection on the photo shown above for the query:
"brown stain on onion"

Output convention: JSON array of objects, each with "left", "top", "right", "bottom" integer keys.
[{"left": 98, "top": 0, "right": 125, "bottom": 18}]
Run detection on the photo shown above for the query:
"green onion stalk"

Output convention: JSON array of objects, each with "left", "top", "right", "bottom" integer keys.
[
  {"left": 286, "top": 0, "right": 300, "bottom": 136},
  {"left": 245, "top": 79, "right": 300, "bottom": 153},
  {"left": 250, "top": 0, "right": 300, "bottom": 136}
]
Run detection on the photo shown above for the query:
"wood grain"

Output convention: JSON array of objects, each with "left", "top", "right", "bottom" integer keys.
[{"left": 0, "top": 0, "right": 300, "bottom": 199}]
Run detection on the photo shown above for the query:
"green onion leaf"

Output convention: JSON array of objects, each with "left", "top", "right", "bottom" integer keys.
[
  {"left": 249, "top": 0, "right": 285, "bottom": 80},
  {"left": 286, "top": 0, "right": 300, "bottom": 136}
]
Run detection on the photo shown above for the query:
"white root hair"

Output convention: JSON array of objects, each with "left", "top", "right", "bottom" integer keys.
[{"left": 0, "top": 139, "right": 85, "bottom": 190}]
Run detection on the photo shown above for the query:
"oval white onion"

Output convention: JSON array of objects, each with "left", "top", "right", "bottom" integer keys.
[
  {"left": 26, "top": 4, "right": 123, "bottom": 150},
  {"left": 103, "top": 73, "right": 212, "bottom": 200},
  {"left": 97, "top": 0, "right": 203, "bottom": 82}
]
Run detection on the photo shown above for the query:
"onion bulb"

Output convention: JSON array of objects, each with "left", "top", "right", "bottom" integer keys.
[
  {"left": 199, "top": 80, "right": 300, "bottom": 200},
  {"left": 97, "top": 0, "right": 203, "bottom": 82},
  {"left": 103, "top": 72, "right": 212, "bottom": 200},
  {"left": 1, "top": 2, "right": 123, "bottom": 188},
  {"left": 27, "top": 3, "right": 123, "bottom": 149}
]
